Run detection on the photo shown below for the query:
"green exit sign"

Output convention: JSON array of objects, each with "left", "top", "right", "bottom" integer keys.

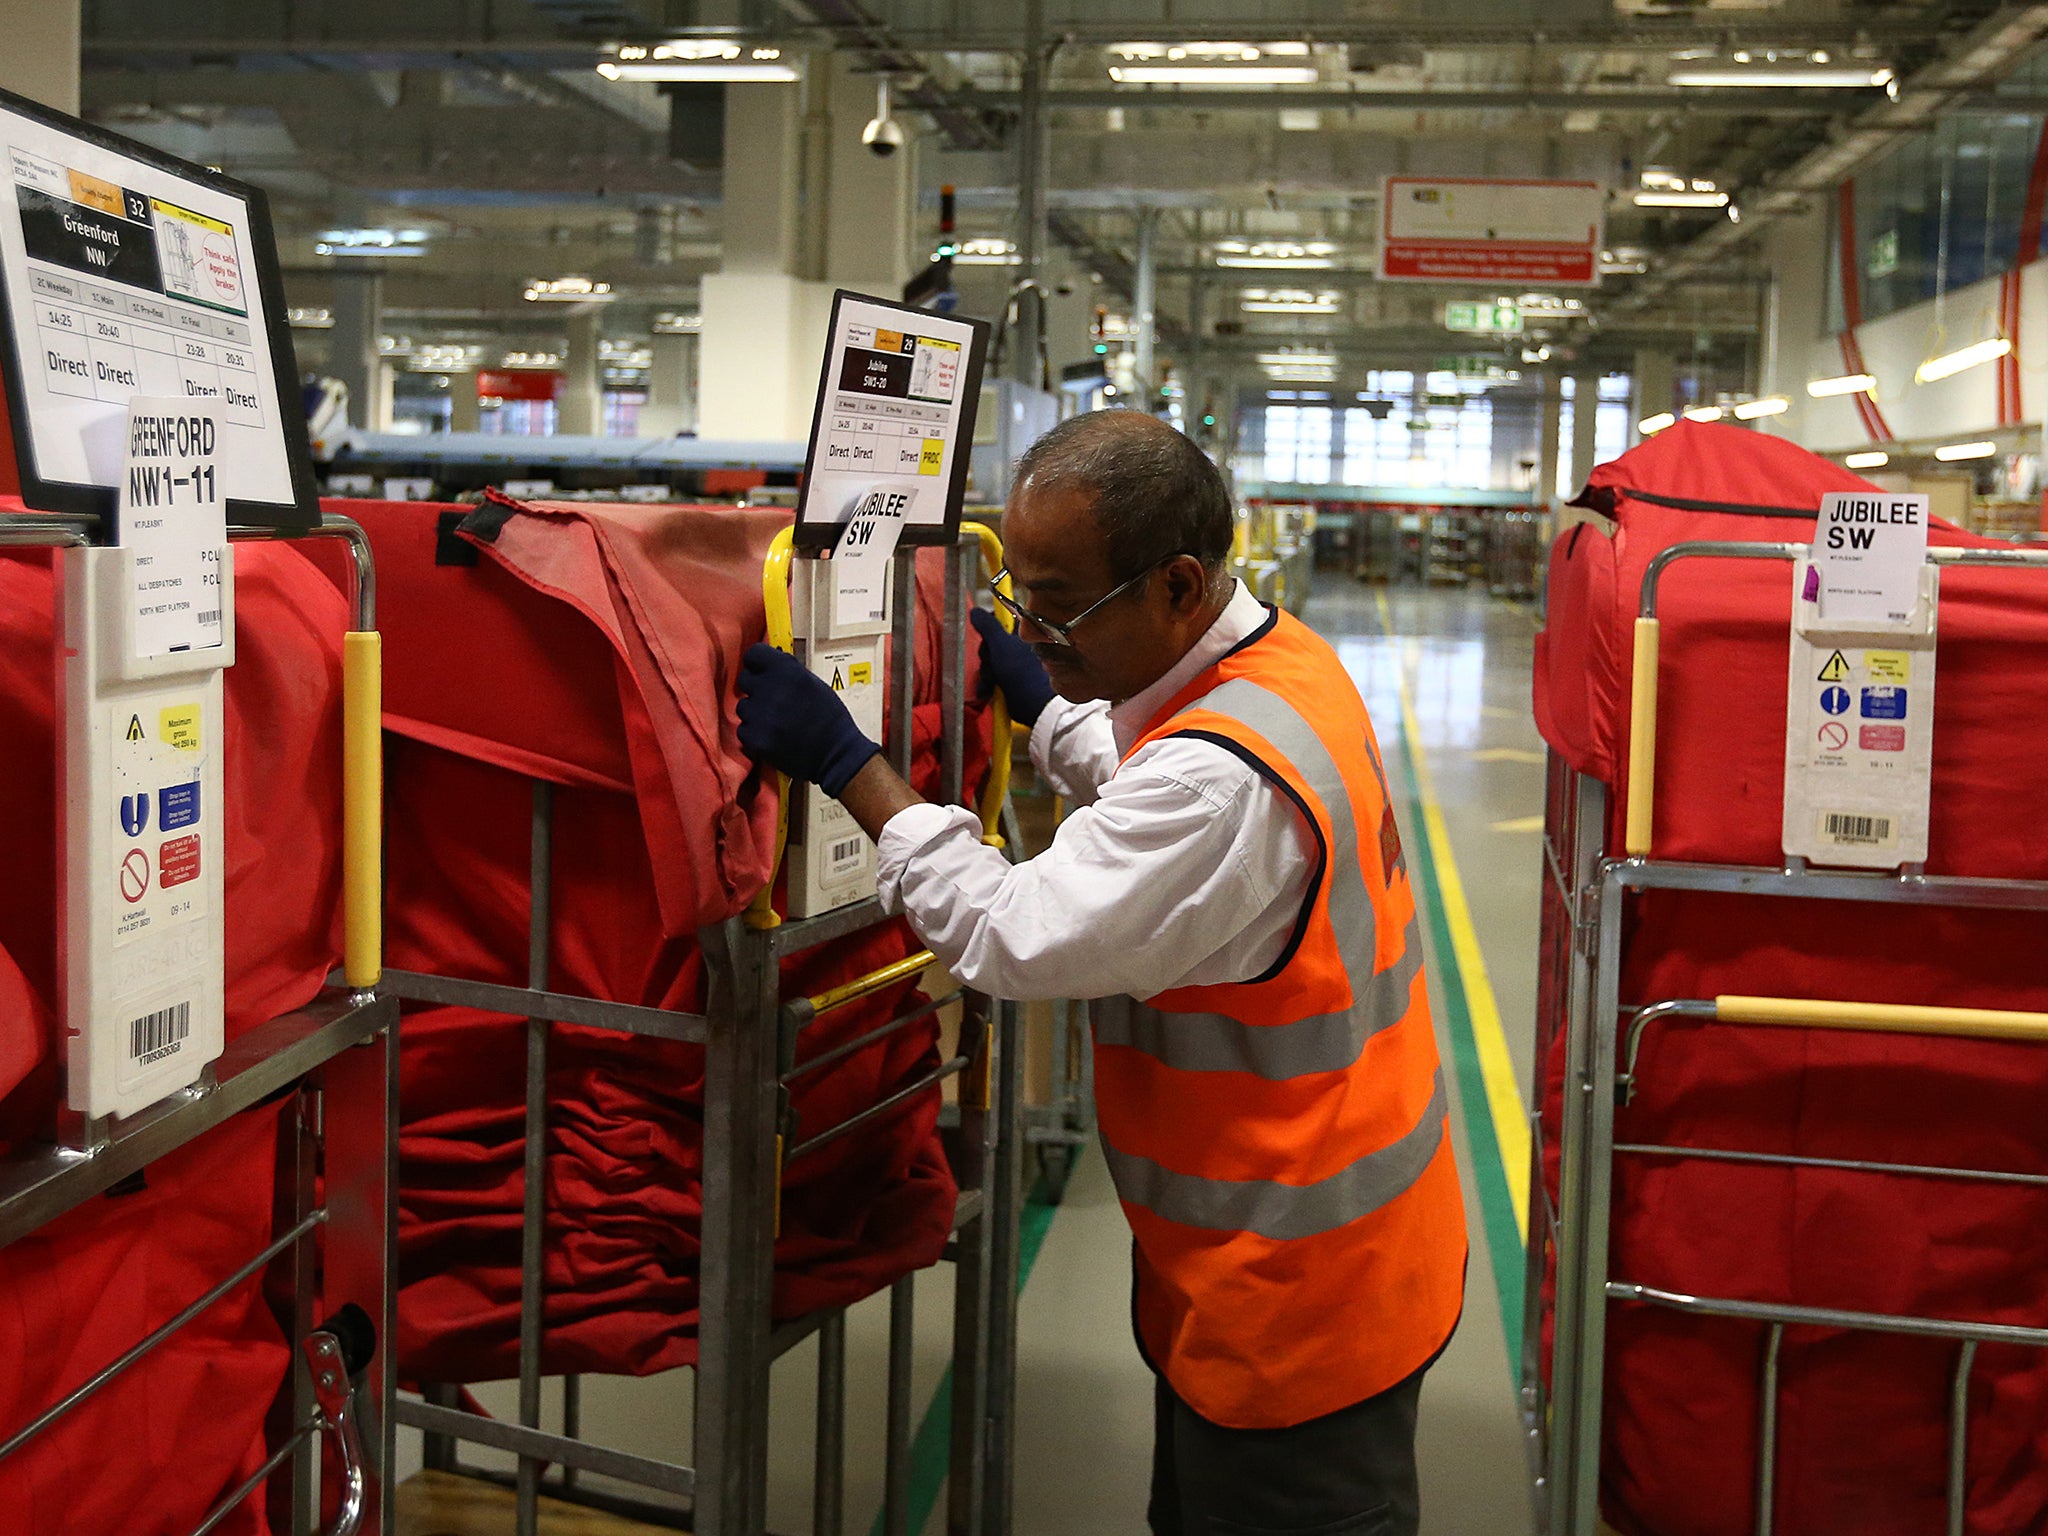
[{"left": 1444, "top": 300, "right": 1522, "bottom": 336}]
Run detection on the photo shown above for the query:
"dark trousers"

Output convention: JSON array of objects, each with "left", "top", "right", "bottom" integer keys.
[{"left": 1146, "top": 1363, "right": 1427, "bottom": 1536}]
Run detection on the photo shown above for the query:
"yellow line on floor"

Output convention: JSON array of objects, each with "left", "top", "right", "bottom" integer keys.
[
  {"left": 1378, "top": 594, "right": 1532, "bottom": 1233},
  {"left": 1490, "top": 815, "right": 1547, "bottom": 834}
]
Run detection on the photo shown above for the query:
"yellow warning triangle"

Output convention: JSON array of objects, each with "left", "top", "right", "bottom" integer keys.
[
  {"left": 830, "top": 668, "right": 845, "bottom": 691},
  {"left": 125, "top": 714, "right": 144, "bottom": 742},
  {"left": 1817, "top": 650, "right": 1851, "bottom": 683}
]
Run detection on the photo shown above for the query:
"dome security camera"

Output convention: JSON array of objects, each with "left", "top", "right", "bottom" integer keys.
[
  {"left": 863, "top": 77, "right": 905, "bottom": 158},
  {"left": 863, "top": 115, "right": 906, "bottom": 156}
]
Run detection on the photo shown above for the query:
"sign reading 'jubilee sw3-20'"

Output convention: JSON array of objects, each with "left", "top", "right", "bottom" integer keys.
[{"left": 1378, "top": 177, "right": 1606, "bottom": 287}]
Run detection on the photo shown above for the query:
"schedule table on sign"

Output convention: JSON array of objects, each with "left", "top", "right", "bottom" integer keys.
[
  {"left": 26, "top": 265, "right": 263, "bottom": 425},
  {"left": 821, "top": 396, "right": 950, "bottom": 478}
]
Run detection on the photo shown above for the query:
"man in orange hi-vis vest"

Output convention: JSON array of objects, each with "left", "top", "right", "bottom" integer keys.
[{"left": 737, "top": 408, "right": 1466, "bottom": 1535}]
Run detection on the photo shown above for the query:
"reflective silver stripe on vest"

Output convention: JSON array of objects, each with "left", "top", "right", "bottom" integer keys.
[
  {"left": 1093, "top": 679, "right": 1420, "bottom": 1080},
  {"left": 1093, "top": 921, "right": 1422, "bottom": 1080},
  {"left": 1103, "top": 1070, "right": 1449, "bottom": 1241}
]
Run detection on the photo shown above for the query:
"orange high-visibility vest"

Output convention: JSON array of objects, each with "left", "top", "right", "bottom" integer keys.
[{"left": 1094, "top": 606, "right": 1467, "bottom": 1430}]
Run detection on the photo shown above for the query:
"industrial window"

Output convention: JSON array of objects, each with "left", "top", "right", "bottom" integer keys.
[
  {"left": 1341, "top": 401, "right": 1416, "bottom": 487},
  {"left": 1263, "top": 404, "right": 1335, "bottom": 484},
  {"left": 1824, "top": 108, "right": 2047, "bottom": 332}
]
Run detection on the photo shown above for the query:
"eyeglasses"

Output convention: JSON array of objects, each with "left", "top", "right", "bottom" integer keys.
[{"left": 987, "top": 554, "right": 1185, "bottom": 648}]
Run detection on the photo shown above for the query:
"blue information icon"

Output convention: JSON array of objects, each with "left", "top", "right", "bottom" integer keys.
[{"left": 1819, "top": 686, "right": 1852, "bottom": 716}]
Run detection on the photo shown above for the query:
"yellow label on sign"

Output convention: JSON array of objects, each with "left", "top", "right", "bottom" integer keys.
[
  {"left": 67, "top": 171, "right": 123, "bottom": 216},
  {"left": 1865, "top": 650, "right": 1910, "bottom": 683},
  {"left": 849, "top": 662, "right": 873, "bottom": 686},
  {"left": 160, "top": 705, "right": 201, "bottom": 751},
  {"left": 918, "top": 437, "right": 946, "bottom": 476},
  {"left": 151, "top": 196, "right": 233, "bottom": 238}
]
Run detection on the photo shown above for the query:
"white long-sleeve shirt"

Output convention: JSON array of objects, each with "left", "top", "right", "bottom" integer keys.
[{"left": 875, "top": 581, "right": 1318, "bottom": 1002}]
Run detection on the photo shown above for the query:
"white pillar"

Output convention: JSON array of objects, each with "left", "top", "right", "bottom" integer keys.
[
  {"left": 1133, "top": 208, "right": 1159, "bottom": 405},
  {"left": 1044, "top": 255, "right": 1094, "bottom": 381},
  {"left": 448, "top": 377, "right": 480, "bottom": 433},
  {"left": 371, "top": 360, "right": 396, "bottom": 433},
  {"left": 1762, "top": 204, "right": 1828, "bottom": 445},
  {"left": 700, "top": 75, "right": 837, "bottom": 441},
  {"left": 326, "top": 269, "right": 382, "bottom": 434},
  {"left": 722, "top": 82, "right": 803, "bottom": 276},
  {"left": 559, "top": 310, "right": 602, "bottom": 436},
  {"left": 639, "top": 332, "right": 696, "bottom": 437},
  {"left": 1537, "top": 373, "right": 1563, "bottom": 505},
  {"left": 0, "top": 0, "right": 78, "bottom": 113},
  {"left": 1632, "top": 350, "right": 1676, "bottom": 440},
  {"left": 1570, "top": 370, "right": 1601, "bottom": 488}
]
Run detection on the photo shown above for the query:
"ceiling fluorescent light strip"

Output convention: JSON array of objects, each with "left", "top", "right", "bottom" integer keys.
[
  {"left": 1633, "top": 191, "right": 1731, "bottom": 208},
  {"left": 1934, "top": 440, "right": 1998, "bottom": 461},
  {"left": 1806, "top": 372, "right": 1876, "bottom": 398},
  {"left": 1683, "top": 406, "right": 1724, "bottom": 422},
  {"left": 598, "top": 61, "right": 799, "bottom": 81},
  {"left": 1109, "top": 65, "right": 1319, "bottom": 84},
  {"left": 1845, "top": 450, "right": 1890, "bottom": 469},
  {"left": 1638, "top": 412, "right": 1676, "bottom": 434},
  {"left": 1667, "top": 67, "right": 1891, "bottom": 88},
  {"left": 1218, "top": 256, "right": 1336, "bottom": 269},
  {"left": 1732, "top": 396, "right": 1789, "bottom": 419},
  {"left": 1913, "top": 336, "right": 2012, "bottom": 384}
]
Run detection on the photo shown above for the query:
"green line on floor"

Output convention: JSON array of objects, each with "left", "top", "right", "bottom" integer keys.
[
  {"left": 1376, "top": 599, "right": 1528, "bottom": 1373},
  {"left": 868, "top": 1163, "right": 1067, "bottom": 1536}
]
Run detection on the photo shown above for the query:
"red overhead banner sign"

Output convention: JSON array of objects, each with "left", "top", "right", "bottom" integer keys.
[
  {"left": 1379, "top": 177, "right": 1606, "bottom": 287},
  {"left": 476, "top": 370, "right": 562, "bottom": 402}
]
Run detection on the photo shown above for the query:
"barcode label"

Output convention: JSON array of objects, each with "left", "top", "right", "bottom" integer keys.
[
  {"left": 829, "top": 835, "right": 866, "bottom": 873},
  {"left": 1820, "top": 811, "right": 1897, "bottom": 848},
  {"left": 129, "top": 1001, "right": 190, "bottom": 1063},
  {"left": 196, "top": 609, "right": 219, "bottom": 626}
]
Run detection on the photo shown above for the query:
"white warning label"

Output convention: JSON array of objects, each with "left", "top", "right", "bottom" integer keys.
[
  {"left": 1782, "top": 557, "right": 1937, "bottom": 869},
  {"left": 109, "top": 694, "right": 208, "bottom": 947}
]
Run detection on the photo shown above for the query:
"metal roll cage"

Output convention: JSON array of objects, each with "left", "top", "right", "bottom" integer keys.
[{"left": 1528, "top": 537, "right": 2048, "bottom": 1536}]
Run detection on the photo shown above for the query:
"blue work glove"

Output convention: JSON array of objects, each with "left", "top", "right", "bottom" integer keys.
[
  {"left": 736, "top": 644, "right": 882, "bottom": 797},
  {"left": 970, "top": 606, "right": 1055, "bottom": 728}
]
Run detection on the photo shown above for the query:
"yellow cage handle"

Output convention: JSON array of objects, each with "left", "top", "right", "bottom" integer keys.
[
  {"left": 1623, "top": 616, "right": 1660, "bottom": 857},
  {"left": 744, "top": 521, "right": 1015, "bottom": 930},
  {"left": 961, "top": 520, "right": 1014, "bottom": 849},
  {"left": 342, "top": 630, "right": 383, "bottom": 989},
  {"left": 744, "top": 526, "right": 798, "bottom": 931},
  {"left": 1714, "top": 994, "right": 2048, "bottom": 1042}
]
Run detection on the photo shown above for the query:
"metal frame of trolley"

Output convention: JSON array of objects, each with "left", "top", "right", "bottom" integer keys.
[
  {"left": 385, "top": 522, "right": 1029, "bottom": 1536},
  {"left": 1523, "top": 537, "right": 2048, "bottom": 1536},
  {"left": 0, "top": 512, "right": 397, "bottom": 1536}
]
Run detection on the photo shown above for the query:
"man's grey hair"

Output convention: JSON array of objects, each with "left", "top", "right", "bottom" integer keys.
[{"left": 1012, "top": 410, "right": 1235, "bottom": 590}]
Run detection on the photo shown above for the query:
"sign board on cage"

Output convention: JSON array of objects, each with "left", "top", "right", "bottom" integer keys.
[
  {"left": 0, "top": 84, "right": 317, "bottom": 529},
  {"left": 793, "top": 289, "right": 988, "bottom": 551}
]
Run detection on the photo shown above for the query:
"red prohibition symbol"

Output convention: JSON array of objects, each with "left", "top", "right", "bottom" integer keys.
[{"left": 119, "top": 848, "right": 149, "bottom": 905}]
